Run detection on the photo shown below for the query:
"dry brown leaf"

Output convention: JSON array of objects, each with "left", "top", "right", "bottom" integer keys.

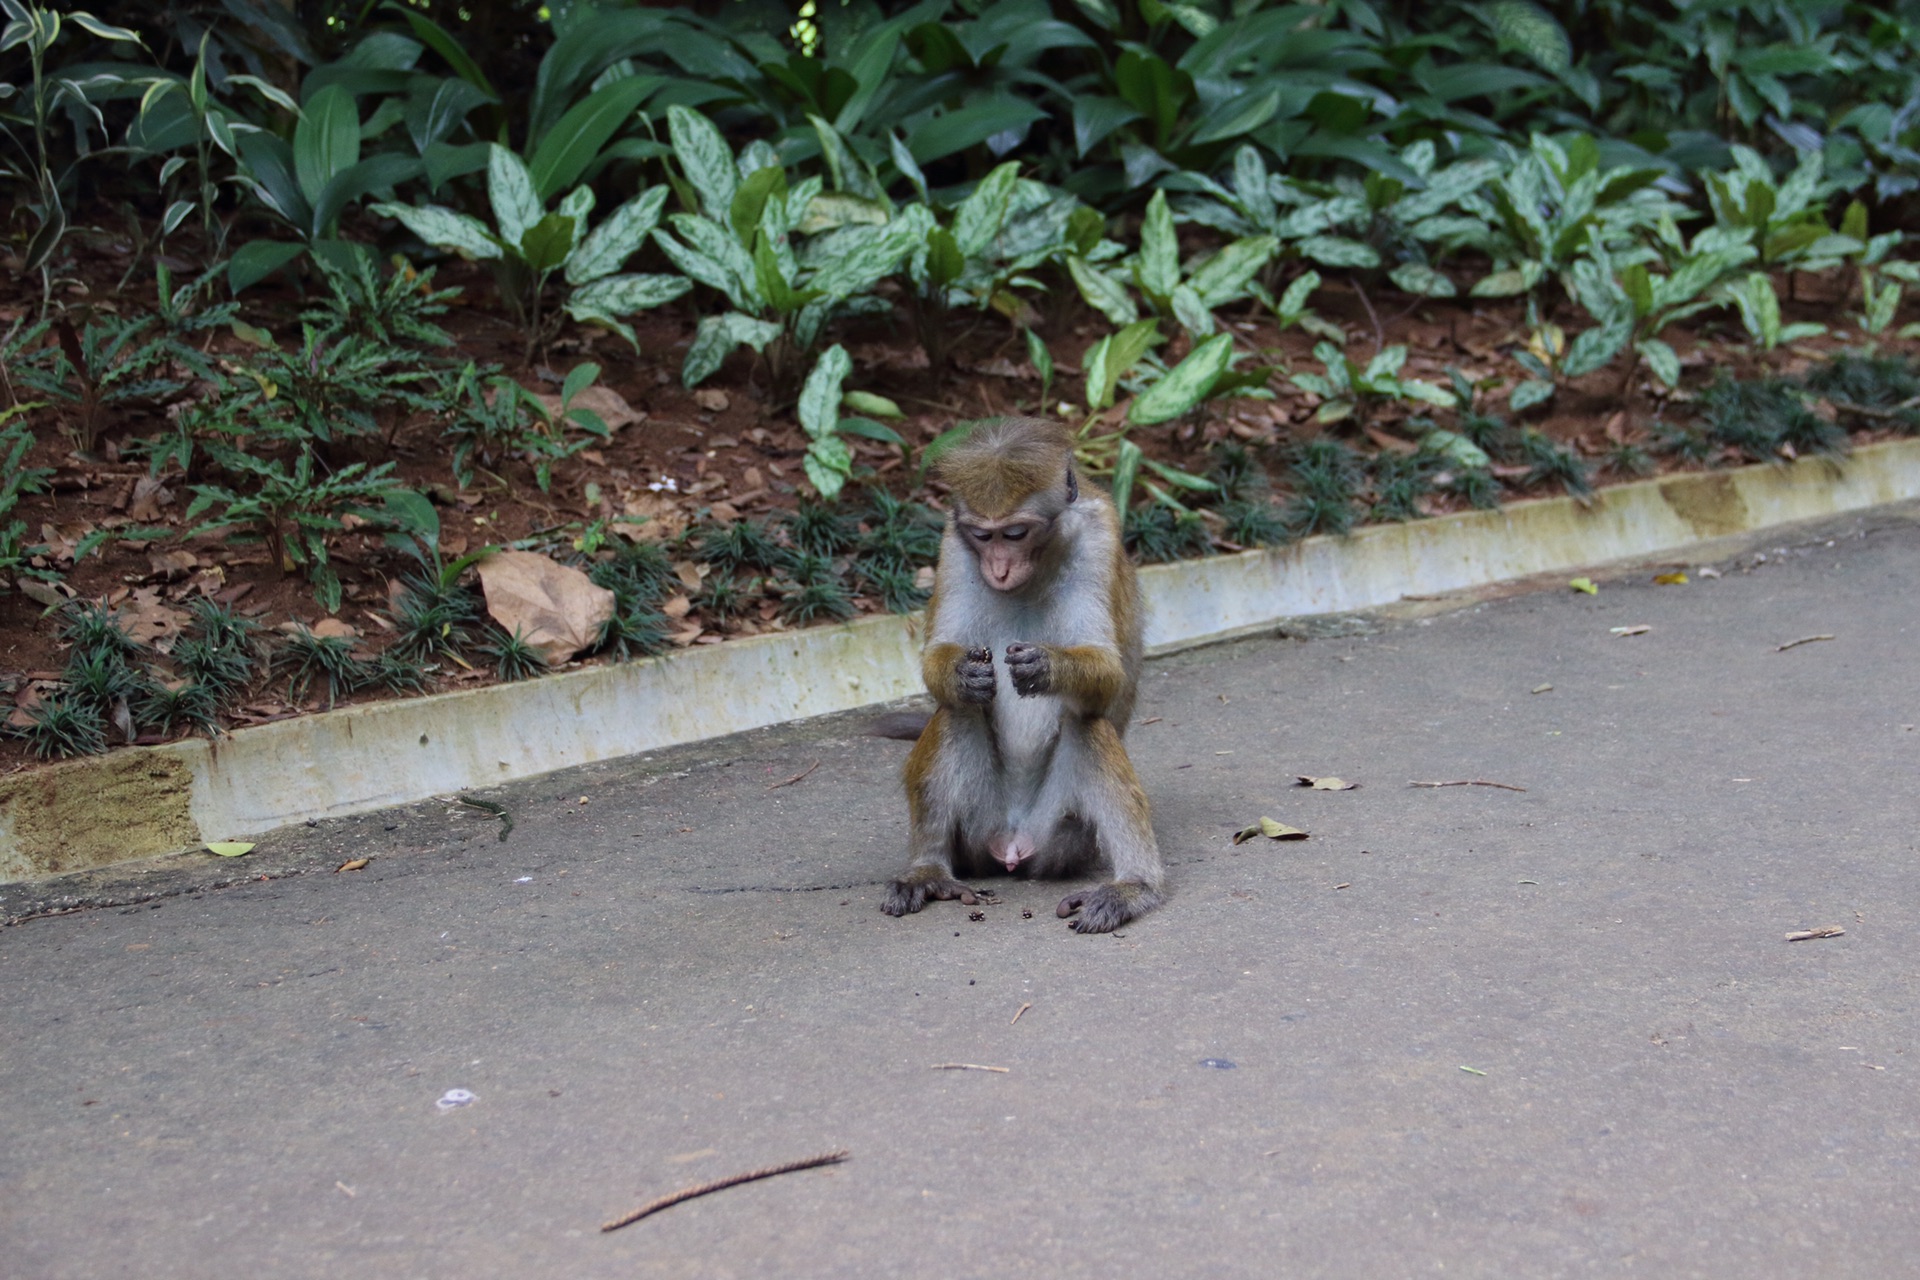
[
  {"left": 533, "top": 384, "right": 642, "bottom": 431},
  {"left": 1233, "top": 817, "right": 1309, "bottom": 843},
  {"left": 127, "top": 476, "right": 173, "bottom": 521},
  {"left": 673, "top": 561, "right": 704, "bottom": 592},
  {"left": 38, "top": 521, "right": 93, "bottom": 561},
  {"left": 1296, "top": 775, "right": 1357, "bottom": 790},
  {"left": 336, "top": 858, "right": 371, "bottom": 873},
  {"left": 476, "top": 550, "right": 615, "bottom": 666},
  {"left": 312, "top": 617, "right": 358, "bottom": 640},
  {"left": 621, "top": 491, "right": 689, "bottom": 541},
  {"left": 660, "top": 593, "right": 692, "bottom": 619},
  {"left": 692, "top": 388, "right": 730, "bottom": 413},
  {"left": 147, "top": 549, "right": 198, "bottom": 580},
  {"left": 119, "top": 591, "right": 187, "bottom": 651}
]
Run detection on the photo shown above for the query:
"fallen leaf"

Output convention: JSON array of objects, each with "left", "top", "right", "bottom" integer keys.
[
  {"left": 673, "top": 560, "right": 704, "bottom": 592},
  {"left": 127, "top": 476, "right": 174, "bottom": 521},
  {"left": 1784, "top": 925, "right": 1845, "bottom": 941},
  {"left": 1569, "top": 577, "right": 1598, "bottom": 595},
  {"left": 147, "top": 549, "right": 198, "bottom": 580},
  {"left": 312, "top": 617, "right": 358, "bottom": 640},
  {"left": 692, "top": 388, "right": 730, "bottom": 413},
  {"left": 18, "top": 578, "right": 70, "bottom": 608},
  {"left": 1531, "top": 683, "right": 1553, "bottom": 694},
  {"left": 206, "top": 841, "right": 255, "bottom": 857},
  {"left": 1296, "top": 776, "right": 1357, "bottom": 790},
  {"left": 1233, "top": 817, "right": 1309, "bottom": 844},
  {"left": 475, "top": 550, "right": 616, "bottom": 666},
  {"left": 336, "top": 858, "right": 370, "bottom": 873},
  {"left": 660, "top": 593, "right": 692, "bottom": 619},
  {"left": 119, "top": 592, "right": 188, "bottom": 651},
  {"left": 1653, "top": 571, "right": 1688, "bottom": 585},
  {"left": 536, "top": 384, "right": 642, "bottom": 430},
  {"left": 38, "top": 521, "right": 94, "bottom": 561},
  {"left": 620, "top": 490, "right": 689, "bottom": 540},
  {"left": 1610, "top": 624, "right": 1652, "bottom": 636}
]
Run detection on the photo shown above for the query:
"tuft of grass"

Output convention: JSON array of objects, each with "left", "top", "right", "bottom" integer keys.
[
  {"left": 1215, "top": 497, "right": 1291, "bottom": 547},
  {"left": 1651, "top": 418, "right": 1715, "bottom": 464},
  {"left": 1518, "top": 429, "right": 1594, "bottom": 497},
  {"left": 1456, "top": 409, "right": 1519, "bottom": 461},
  {"left": 390, "top": 572, "right": 479, "bottom": 661},
  {"left": 1698, "top": 375, "right": 1846, "bottom": 461},
  {"left": 1207, "top": 441, "right": 1269, "bottom": 501},
  {"left": 597, "top": 601, "right": 673, "bottom": 658},
  {"left": 784, "top": 499, "right": 858, "bottom": 557},
  {"left": 1601, "top": 440, "right": 1655, "bottom": 478},
  {"left": 275, "top": 629, "right": 365, "bottom": 707},
  {"left": 697, "top": 518, "right": 787, "bottom": 576},
  {"left": 778, "top": 553, "right": 855, "bottom": 624},
  {"left": 696, "top": 572, "right": 754, "bottom": 624},
  {"left": 1443, "top": 466, "right": 1502, "bottom": 510},
  {"left": 135, "top": 678, "right": 220, "bottom": 737},
  {"left": 360, "top": 651, "right": 432, "bottom": 694},
  {"left": 1369, "top": 452, "right": 1435, "bottom": 523},
  {"left": 590, "top": 539, "right": 676, "bottom": 602},
  {"left": 855, "top": 558, "right": 930, "bottom": 614},
  {"left": 1283, "top": 440, "right": 1362, "bottom": 537},
  {"left": 59, "top": 600, "right": 142, "bottom": 662},
  {"left": 1124, "top": 504, "right": 1214, "bottom": 562},
  {"left": 187, "top": 597, "right": 258, "bottom": 653},
  {"left": 480, "top": 626, "right": 547, "bottom": 682},
  {"left": 62, "top": 647, "right": 142, "bottom": 712},
  {"left": 10, "top": 693, "right": 107, "bottom": 759},
  {"left": 856, "top": 488, "right": 943, "bottom": 571},
  {"left": 1804, "top": 352, "right": 1920, "bottom": 429}
]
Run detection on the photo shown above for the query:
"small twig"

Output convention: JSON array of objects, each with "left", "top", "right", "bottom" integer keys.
[
  {"left": 600, "top": 1150, "right": 849, "bottom": 1233},
  {"left": 457, "top": 796, "right": 514, "bottom": 841},
  {"left": 1826, "top": 395, "right": 1920, "bottom": 421},
  {"left": 1010, "top": 1002, "right": 1032, "bottom": 1026},
  {"left": 766, "top": 759, "right": 821, "bottom": 791},
  {"left": 1785, "top": 925, "right": 1845, "bottom": 942},
  {"left": 931, "top": 1063, "right": 1010, "bottom": 1073},
  {"left": 1774, "top": 634, "right": 1835, "bottom": 652},
  {"left": 1350, "top": 278, "right": 1386, "bottom": 355},
  {"left": 1409, "top": 779, "right": 1527, "bottom": 792}
]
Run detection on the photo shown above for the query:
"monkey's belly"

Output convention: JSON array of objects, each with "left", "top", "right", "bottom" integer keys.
[{"left": 981, "top": 693, "right": 1074, "bottom": 870}]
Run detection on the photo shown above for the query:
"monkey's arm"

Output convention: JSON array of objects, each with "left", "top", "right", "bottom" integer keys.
[
  {"left": 1005, "top": 642, "right": 1126, "bottom": 717},
  {"left": 923, "top": 643, "right": 996, "bottom": 708}
]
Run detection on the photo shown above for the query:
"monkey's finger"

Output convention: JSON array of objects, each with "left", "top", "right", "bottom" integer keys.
[{"left": 1056, "top": 892, "right": 1085, "bottom": 919}]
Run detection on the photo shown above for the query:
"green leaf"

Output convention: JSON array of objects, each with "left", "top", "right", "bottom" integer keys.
[
  {"left": 1068, "top": 256, "right": 1138, "bottom": 327},
  {"left": 228, "top": 240, "right": 307, "bottom": 292},
  {"left": 835, "top": 416, "right": 906, "bottom": 446},
  {"left": 682, "top": 312, "right": 780, "bottom": 387},
  {"left": 1141, "top": 457, "right": 1217, "bottom": 492},
  {"left": 1110, "top": 438, "right": 1144, "bottom": 513},
  {"left": 567, "top": 274, "right": 691, "bottom": 335},
  {"left": 799, "top": 345, "right": 853, "bottom": 440},
  {"left": 518, "top": 211, "right": 576, "bottom": 272},
  {"left": 1130, "top": 332, "right": 1233, "bottom": 424},
  {"left": 953, "top": 162, "right": 1021, "bottom": 259},
  {"left": 1419, "top": 428, "right": 1491, "bottom": 468},
  {"left": 804, "top": 435, "right": 854, "bottom": 499},
  {"left": 1297, "top": 236, "right": 1380, "bottom": 269},
  {"left": 372, "top": 201, "right": 502, "bottom": 260},
  {"left": 926, "top": 226, "right": 965, "bottom": 288},
  {"left": 809, "top": 113, "right": 884, "bottom": 203},
  {"left": 1190, "top": 236, "right": 1277, "bottom": 307},
  {"left": 205, "top": 841, "right": 255, "bottom": 858},
  {"left": 311, "top": 152, "right": 421, "bottom": 240},
  {"left": 658, "top": 215, "right": 758, "bottom": 312},
  {"left": 905, "top": 99, "right": 1047, "bottom": 164},
  {"left": 1025, "top": 328, "right": 1054, "bottom": 400},
  {"left": 294, "top": 85, "right": 359, "bottom": 208},
  {"left": 1561, "top": 310, "right": 1631, "bottom": 378},
  {"left": 668, "top": 104, "right": 738, "bottom": 224},
  {"left": 1388, "top": 263, "right": 1457, "bottom": 298},
  {"left": 808, "top": 222, "right": 916, "bottom": 299},
  {"left": 486, "top": 144, "right": 542, "bottom": 254},
  {"left": 843, "top": 390, "right": 903, "bottom": 418},
  {"left": 1275, "top": 270, "right": 1321, "bottom": 318},
  {"left": 1509, "top": 379, "right": 1555, "bottom": 412},
  {"left": 1187, "top": 84, "right": 1281, "bottom": 145},
  {"left": 889, "top": 131, "right": 929, "bottom": 202},
  {"left": 730, "top": 165, "right": 788, "bottom": 243},
  {"left": 1471, "top": 267, "right": 1532, "bottom": 297},
  {"left": 1636, "top": 337, "right": 1680, "bottom": 388},
  {"left": 1089, "top": 318, "right": 1161, "bottom": 410},
  {"left": 1137, "top": 190, "right": 1179, "bottom": 301},
  {"left": 566, "top": 186, "right": 669, "bottom": 286},
  {"left": 1171, "top": 284, "right": 1214, "bottom": 340},
  {"left": 528, "top": 75, "right": 658, "bottom": 202}
]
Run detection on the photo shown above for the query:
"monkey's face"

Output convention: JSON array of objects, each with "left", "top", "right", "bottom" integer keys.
[{"left": 958, "top": 512, "right": 1055, "bottom": 593}]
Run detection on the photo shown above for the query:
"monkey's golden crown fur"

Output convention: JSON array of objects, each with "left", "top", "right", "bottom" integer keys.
[{"left": 937, "top": 417, "right": 1074, "bottom": 519}]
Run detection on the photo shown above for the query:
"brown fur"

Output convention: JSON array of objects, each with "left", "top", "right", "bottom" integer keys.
[{"left": 938, "top": 417, "right": 1075, "bottom": 519}]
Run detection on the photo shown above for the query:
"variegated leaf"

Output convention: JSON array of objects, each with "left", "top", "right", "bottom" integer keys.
[
  {"left": 371, "top": 202, "right": 503, "bottom": 260},
  {"left": 567, "top": 186, "right": 670, "bottom": 286}
]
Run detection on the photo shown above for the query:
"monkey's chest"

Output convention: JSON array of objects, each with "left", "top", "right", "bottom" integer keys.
[{"left": 990, "top": 675, "right": 1066, "bottom": 775}]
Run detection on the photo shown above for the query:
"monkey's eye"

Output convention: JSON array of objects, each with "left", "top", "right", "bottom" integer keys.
[
  {"left": 1001, "top": 526, "right": 1028, "bottom": 542},
  {"left": 968, "top": 528, "right": 992, "bottom": 543}
]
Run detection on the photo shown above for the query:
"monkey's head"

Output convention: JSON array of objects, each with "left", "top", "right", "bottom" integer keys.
[{"left": 938, "top": 417, "right": 1080, "bottom": 594}]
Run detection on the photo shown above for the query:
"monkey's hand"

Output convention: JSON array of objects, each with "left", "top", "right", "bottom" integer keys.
[
  {"left": 1005, "top": 641, "right": 1051, "bottom": 697},
  {"left": 1057, "top": 880, "right": 1164, "bottom": 934},
  {"left": 884, "top": 865, "right": 993, "bottom": 916},
  {"left": 956, "top": 647, "right": 997, "bottom": 704}
]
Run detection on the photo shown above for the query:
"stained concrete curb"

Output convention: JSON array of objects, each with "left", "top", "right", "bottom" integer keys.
[{"left": 6, "top": 438, "right": 1919, "bottom": 883}]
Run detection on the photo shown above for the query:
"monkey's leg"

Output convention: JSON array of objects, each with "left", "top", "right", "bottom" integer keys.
[
  {"left": 883, "top": 710, "right": 1001, "bottom": 917},
  {"left": 1055, "top": 719, "right": 1165, "bottom": 934}
]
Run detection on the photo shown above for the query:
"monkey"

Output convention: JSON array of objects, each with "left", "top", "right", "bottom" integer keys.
[{"left": 882, "top": 417, "right": 1165, "bottom": 934}]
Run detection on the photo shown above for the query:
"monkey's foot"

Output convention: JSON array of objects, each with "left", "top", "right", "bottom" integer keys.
[
  {"left": 1056, "top": 881, "right": 1164, "bottom": 933},
  {"left": 883, "top": 870, "right": 994, "bottom": 917}
]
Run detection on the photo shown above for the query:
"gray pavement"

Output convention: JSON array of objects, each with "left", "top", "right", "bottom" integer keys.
[{"left": 4, "top": 504, "right": 1918, "bottom": 1279}]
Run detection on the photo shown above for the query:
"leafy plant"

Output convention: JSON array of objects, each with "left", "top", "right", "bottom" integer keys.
[
  {"left": 1560, "top": 223, "right": 1757, "bottom": 392},
  {"left": 1283, "top": 439, "right": 1363, "bottom": 538},
  {"left": 794, "top": 344, "right": 907, "bottom": 501},
  {"left": 389, "top": 568, "right": 479, "bottom": 661},
  {"left": 185, "top": 451, "right": 430, "bottom": 611},
  {"left": 1071, "top": 188, "right": 1275, "bottom": 341},
  {"left": 7, "top": 313, "right": 183, "bottom": 452},
  {"left": 273, "top": 626, "right": 364, "bottom": 707},
  {"left": 0, "top": 407, "right": 56, "bottom": 594},
  {"left": 239, "top": 325, "right": 442, "bottom": 454},
  {"left": 1805, "top": 352, "right": 1920, "bottom": 430},
  {"left": 696, "top": 516, "right": 786, "bottom": 578},
  {"left": 1697, "top": 375, "right": 1846, "bottom": 462},
  {"left": 303, "top": 248, "right": 460, "bottom": 349},
  {"left": 480, "top": 625, "right": 545, "bottom": 682},
  {"left": 9, "top": 691, "right": 107, "bottom": 758},
  {"left": 777, "top": 552, "right": 854, "bottom": 624},
  {"left": 653, "top": 106, "right": 916, "bottom": 394},
  {"left": 1517, "top": 429, "right": 1593, "bottom": 498},
  {"left": 1727, "top": 272, "right": 1826, "bottom": 352},
  {"left": 135, "top": 677, "right": 219, "bottom": 738},
  {"left": 375, "top": 149, "right": 689, "bottom": 359},
  {"left": 1368, "top": 451, "right": 1437, "bottom": 523},
  {"left": 444, "top": 360, "right": 613, "bottom": 492},
  {"left": 1123, "top": 502, "right": 1212, "bottom": 563},
  {"left": 1288, "top": 341, "right": 1455, "bottom": 426}
]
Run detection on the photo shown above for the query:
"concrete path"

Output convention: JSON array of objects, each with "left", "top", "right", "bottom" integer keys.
[{"left": 4, "top": 504, "right": 1917, "bottom": 1279}]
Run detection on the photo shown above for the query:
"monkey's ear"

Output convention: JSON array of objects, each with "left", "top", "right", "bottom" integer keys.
[{"left": 1066, "top": 467, "right": 1078, "bottom": 504}]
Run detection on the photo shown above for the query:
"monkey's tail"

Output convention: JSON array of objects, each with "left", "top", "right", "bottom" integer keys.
[{"left": 868, "top": 709, "right": 932, "bottom": 741}]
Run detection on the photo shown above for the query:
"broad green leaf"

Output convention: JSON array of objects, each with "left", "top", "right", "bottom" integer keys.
[
  {"left": 567, "top": 186, "right": 669, "bottom": 286},
  {"left": 795, "top": 192, "right": 888, "bottom": 235},
  {"left": 1297, "top": 236, "right": 1380, "bottom": 269},
  {"left": 656, "top": 217, "right": 757, "bottom": 312},
  {"left": 808, "top": 222, "right": 916, "bottom": 299},
  {"left": 1098, "top": 318, "right": 1161, "bottom": 410},
  {"left": 889, "top": 131, "right": 928, "bottom": 202},
  {"left": 205, "top": 841, "right": 255, "bottom": 857},
  {"left": 1130, "top": 332, "right": 1233, "bottom": 424},
  {"left": 312, "top": 152, "right": 421, "bottom": 240},
  {"left": 529, "top": 75, "right": 658, "bottom": 201},
  {"left": 294, "top": 85, "right": 359, "bottom": 207},
  {"left": 1137, "top": 190, "right": 1179, "bottom": 301},
  {"left": 228, "top": 239, "right": 307, "bottom": 292},
  {"left": 1419, "top": 428, "right": 1491, "bottom": 468},
  {"left": 1171, "top": 284, "right": 1214, "bottom": 340},
  {"left": 799, "top": 345, "right": 853, "bottom": 440},
  {"left": 1025, "top": 328, "right": 1054, "bottom": 398},
  {"left": 1068, "top": 256, "right": 1138, "bottom": 326},
  {"left": 1109, "top": 438, "right": 1144, "bottom": 513},
  {"left": 926, "top": 226, "right": 964, "bottom": 288},
  {"left": 835, "top": 416, "right": 907, "bottom": 446},
  {"left": 1142, "top": 457, "right": 1217, "bottom": 492},
  {"left": 1276, "top": 269, "right": 1321, "bottom": 318},
  {"left": 905, "top": 99, "right": 1047, "bottom": 164},
  {"left": 1190, "top": 236, "right": 1277, "bottom": 306},
  {"left": 682, "top": 312, "right": 781, "bottom": 387},
  {"left": 953, "top": 161, "right": 1020, "bottom": 259},
  {"left": 1561, "top": 310, "right": 1631, "bottom": 378},
  {"left": 752, "top": 232, "right": 798, "bottom": 314},
  {"left": 1471, "top": 267, "right": 1532, "bottom": 297},
  {"left": 809, "top": 113, "right": 884, "bottom": 203},
  {"left": 1187, "top": 84, "right": 1280, "bottom": 145},
  {"left": 1083, "top": 333, "right": 1115, "bottom": 412},
  {"left": 1509, "top": 379, "right": 1555, "bottom": 412},
  {"left": 843, "top": 390, "right": 902, "bottom": 418},
  {"left": 487, "top": 144, "right": 542, "bottom": 254},
  {"left": 1399, "top": 379, "right": 1458, "bottom": 408},
  {"left": 730, "top": 165, "right": 787, "bottom": 243},
  {"left": 1388, "top": 263, "right": 1457, "bottom": 298},
  {"left": 1636, "top": 337, "right": 1680, "bottom": 388},
  {"left": 568, "top": 273, "right": 691, "bottom": 322},
  {"left": 668, "top": 104, "right": 737, "bottom": 223},
  {"left": 372, "top": 201, "right": 502, "bottom": 260},
  {"left": 1363, "top": 345, "right": 1408, "bottom": 383},
  {"left": 805, "top": 435, "right": 854, "bottom": 499}
]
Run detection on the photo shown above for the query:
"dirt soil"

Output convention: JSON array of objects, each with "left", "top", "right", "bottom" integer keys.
[{"left": 2, "top": 218, "right": 1915, "bottom": 770}]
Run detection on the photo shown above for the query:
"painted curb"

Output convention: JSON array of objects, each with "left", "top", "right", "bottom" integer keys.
[{"left": 6, "top": 437, "right": 1919, "bottom": 882}]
